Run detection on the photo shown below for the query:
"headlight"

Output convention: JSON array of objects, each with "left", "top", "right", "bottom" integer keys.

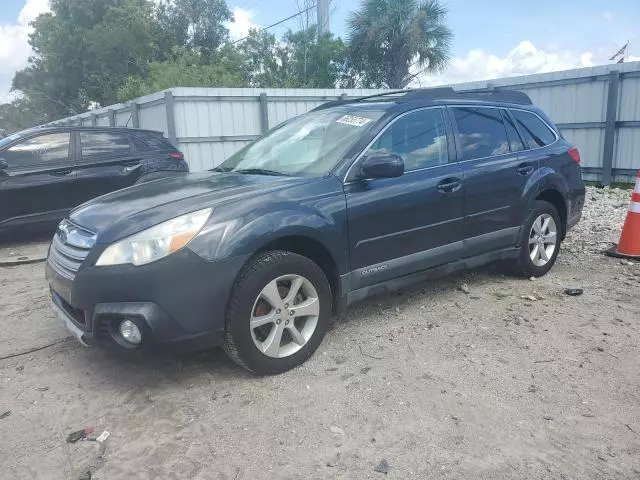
[{"left": 96, "top": 208, "right": 212, "bottom": 266}]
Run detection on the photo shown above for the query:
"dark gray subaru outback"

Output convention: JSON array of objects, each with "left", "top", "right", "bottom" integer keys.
[{"left": 46, "top": 88, "right": 585, "bottom": 374}]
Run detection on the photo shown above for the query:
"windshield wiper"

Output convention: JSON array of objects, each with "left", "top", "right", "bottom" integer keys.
[{"left": 234, "top": 168, "right": 290, "bottom": 176}]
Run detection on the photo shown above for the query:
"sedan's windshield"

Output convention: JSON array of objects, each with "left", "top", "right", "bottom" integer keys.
[{"left": 216, "top": 108, "right": 385, "bottom": 176}]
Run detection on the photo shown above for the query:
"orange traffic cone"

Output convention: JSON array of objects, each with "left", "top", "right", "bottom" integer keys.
[{"left": 607, "top": 170, "right": 640, "bottom": 259}]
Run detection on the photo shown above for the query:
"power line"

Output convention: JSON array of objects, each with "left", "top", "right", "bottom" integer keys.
[{"left": 229, "top": 4, "right": 316, "bottom": 45}]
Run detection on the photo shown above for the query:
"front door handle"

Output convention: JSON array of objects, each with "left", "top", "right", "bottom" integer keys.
[
  {"left": 437, "top": 178, "right": 462, "bottom": 193},
  {"left": 50, "top": 168, "right": 73, "bottom": 176},
  {"left": 517, "top": 164, "right": 534, "bottom": 176},
  {"left": 123, "top": 164, "right": 142, "bottom": 173}
]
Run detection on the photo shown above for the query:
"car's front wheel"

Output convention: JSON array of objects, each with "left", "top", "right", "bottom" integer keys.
[{"left": 223, "top": 251, "right": 331, "bottom": 374}]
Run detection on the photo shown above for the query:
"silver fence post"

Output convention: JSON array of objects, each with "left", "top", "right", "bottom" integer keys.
[
  {"left": 131, "top": 102, "right": 139, "bottom": 128},
  {"left": 164, "top": 91, "right": 178, "bottom": 146},
  {"left": 90, "top": 113, "right": 97, "bottom": 126},
  {"left": 259, "top": 92, "right": 269, "bottom": 133},
  {"left": 108, "top": 109, "right": 115, "bottom": 127},
  {"left": 602, "top": 70, "right": 620, "bottom": 185}
]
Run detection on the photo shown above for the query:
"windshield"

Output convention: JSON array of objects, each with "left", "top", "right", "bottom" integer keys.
[{"left": 216, "top": 108, "right": 384, "bottom": 176}]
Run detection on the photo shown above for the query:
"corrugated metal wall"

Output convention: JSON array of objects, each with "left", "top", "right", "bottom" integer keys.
[{"left": 46, "top": 62, "right": 640, "bottom": 183}]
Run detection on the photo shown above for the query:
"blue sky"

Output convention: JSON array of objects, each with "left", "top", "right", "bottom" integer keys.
[{"left": 1, "top": 0, "right": 639, "bottom": 101}]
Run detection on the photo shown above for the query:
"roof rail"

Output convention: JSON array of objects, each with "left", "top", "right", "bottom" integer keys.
[{"left": 312, "top": 87, "right": 532, "bottom": 111}]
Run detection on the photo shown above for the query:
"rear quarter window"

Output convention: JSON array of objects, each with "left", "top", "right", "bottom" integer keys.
[{"left": 510, "top": 110, "right": 557, "bottom": 149}]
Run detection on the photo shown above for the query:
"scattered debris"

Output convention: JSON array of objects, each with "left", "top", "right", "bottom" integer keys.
[
  {"left": 359, "top": 345, "right": 383, "bottom": 360},
  {"left": 564, "top": 288, "right": 584, "bottom": 296},
  {"left": 597, "top": 346, "right": 604, "bottom": 352},
  {"left": 374, "top": 459, "right": 390, "bottom": 474},
  {"left": 494, "top": 290, "right": 510, "bottom": 299},
  {"left": 543, "top": 416, "right": 554, "bottom": 421},
  {"left": 330, "top": 426, "right": 344, "bottom": 435},
  {"left": 340, "top": 373, "right": 354, "bottom": 380},
  {"left": 458, "top": 283, "right": 471, "bottom": 294},
  {"left": 66, "top": 427, "right": 95, "bottom": 443},
  {"left": 0, "top": 410, "right": 11, "bottom": 420},
  {"left": 36, "top": 386, "right": 49, "bottom": 392},
  {"left": 360, "top": 367, "right": 371, "bottom": 374},
  {"left": 534, "top": 359, "right": 557, "bottom": 364},
  {"left": 513, "top": 317, "right": 522, "bottom": 326},
  {"left": 581, "top": 413, "right": 595, "bottom": 418},
  {"left": 625, "top": 424, "right": 638, "bottom": 435},
  {"left": 529, "top": 276, "right": 536, "bottom": 281},
  {"left": 78, "top": 469, "right": 92, "bottom": 480},
  {"left": 15, "top": 365, "right": 24, "bottom": 371},
  {"left": 334, "top": 356, "right": 347, "bottom": 364},
  {"left": 620, "top": 260, "right": 634, "bottom": 266},
  {"left": 326, "top": 453, "right": 340, "bottom": 467},
  {"left": 520, "top": 294, "right": 538, "bottom": 302},
  {"left": 528, "top": 385, "right": 539, "bottom": 393}
]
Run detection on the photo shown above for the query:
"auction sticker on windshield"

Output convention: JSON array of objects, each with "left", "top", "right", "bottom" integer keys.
[{"left": 336, "top": 115, "right": 372, "bottom": 127}]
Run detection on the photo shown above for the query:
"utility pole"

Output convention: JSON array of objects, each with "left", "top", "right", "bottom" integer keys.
[{"left": 317, "top": 0, "right": 329, "bottom": 35}]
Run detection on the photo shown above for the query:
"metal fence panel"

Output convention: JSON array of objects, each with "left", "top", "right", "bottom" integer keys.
[{"left": 42, "top": 62, "right": 640, "bottom": 182}]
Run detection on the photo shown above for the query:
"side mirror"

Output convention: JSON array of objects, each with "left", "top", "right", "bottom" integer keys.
[
  {"left": 0, "top": 159, "right": 8, "bottom": 170},
  {"left": 361, "top": 154, "right": 404, "bottom": 179}
]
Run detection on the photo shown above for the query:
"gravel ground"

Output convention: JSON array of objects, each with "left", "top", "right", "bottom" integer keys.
[{"left": 1, "top": 186, "right": 639, "bottom": 480}]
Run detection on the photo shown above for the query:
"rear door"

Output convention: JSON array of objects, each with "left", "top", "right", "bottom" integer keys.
[
  {"left": 345, "top": 107, "right": 464, "bottom": 289},
  {"left": 0, "top": 131, "right": 75, "bottom": 229},
  {"left": 74, "top": 130, "right": 143, "bottom": 204},
  {"left": 449, "top": 105, "right": 537, "bottom": 257}
]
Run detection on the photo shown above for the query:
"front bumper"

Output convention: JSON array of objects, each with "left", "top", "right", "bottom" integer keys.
[{"left": 46, "top": 247, "right": 250, "bottom": 352}]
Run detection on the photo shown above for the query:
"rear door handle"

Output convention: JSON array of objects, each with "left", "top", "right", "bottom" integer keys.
[
  {"left": 517, "top": 164, "right": 534, "bottom": 176},
  {"left": 50, "top": 169, "right": 73, "bottom": 176},
  {"left": 437, "top": 178, "right": 462, "bottom": 193}
]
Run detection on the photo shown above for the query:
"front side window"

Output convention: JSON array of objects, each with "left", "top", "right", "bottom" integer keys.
[
  {"left": 451, "top": 107, "right": 510, "bottom": 161},
  {"left": 80, "top": 132, "right": 131, "bottom": 159},
  {"left": 366, "top": 108, "right": 449, "bottom": 171},
  {"left": 511, "top": 110, "right": 556, "bottom": 149},
  {"left": 218, "top": 108, "right": 385, "bottom": 176},
  {"left": 3, "top": 132, "right": 70, "bottom": 168}
]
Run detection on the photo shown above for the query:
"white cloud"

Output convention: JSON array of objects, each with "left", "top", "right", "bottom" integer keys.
[
  {"left": 413, "top": 41, "right": 602, "bottom": 87},
  {"left": 603, "top": 11, "right": 614, "bottom": 22},
  {"left": 226, "top": 6, "right": 259, "bottom": 41},
  {"left": 0, "top": 0, "right": 50, "bottom": 103}
]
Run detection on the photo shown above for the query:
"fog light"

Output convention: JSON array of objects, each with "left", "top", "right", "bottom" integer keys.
[{"left": 119, "top": 319, "right": 142, "bottom": 345}]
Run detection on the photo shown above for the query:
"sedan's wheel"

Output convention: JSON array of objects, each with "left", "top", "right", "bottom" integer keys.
[
  {"left": 528, "top": 213, "right": 558, "bottom": 267},
  {"left": 511, "top": 200, "right": 563, "bottom": 278},
  {"left": 223, "top": 251, "right": 331, "bottom": 374},
  {"left": 250, "top": 274, "right": 320, "bottom": 358}
]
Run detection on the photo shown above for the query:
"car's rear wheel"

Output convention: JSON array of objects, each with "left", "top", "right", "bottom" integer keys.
[
  {"left": 511, "top": 200, "right": 562, "bottom": 277},
  {"left": 223, "top": 250, "right": 331, "bottom": 374}
]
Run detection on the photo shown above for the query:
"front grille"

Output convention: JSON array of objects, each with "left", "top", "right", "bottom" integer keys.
[{"left": 47, "top": 220, "right": 95, "bottom": 280}]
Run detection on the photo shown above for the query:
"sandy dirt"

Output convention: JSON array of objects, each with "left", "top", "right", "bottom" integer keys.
[{"left": 1, "top": 187, "right": 639, "bottom": 480}]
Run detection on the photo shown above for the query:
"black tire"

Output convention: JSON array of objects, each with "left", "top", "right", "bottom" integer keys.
[
  {"left": 510, "top": 200, "right": 563, "bottom": 278},
  {"left": 223, "top": 250, "right": 332, "bottom": 375}
]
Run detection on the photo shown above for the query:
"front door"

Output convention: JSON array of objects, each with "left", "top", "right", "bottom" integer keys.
[
  {"left": 74, "top": 130, "right": 143, "bottom": 205},
  {"left": 344, "top": 107, "right": 464, "bottom": 290},
  {"left": 449, "top": 106, "right": 538, "bottom": 257},
  {"left": 0, "top": 131, "right": 75, "bottom": 230}
]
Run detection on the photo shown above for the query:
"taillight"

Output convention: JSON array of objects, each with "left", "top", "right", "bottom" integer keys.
[
  {"left": 168, "top": 151, "right": 184, "bottom": 160},
  {"left": 568, "top": 147, "right": 580, "bottom": 164}
]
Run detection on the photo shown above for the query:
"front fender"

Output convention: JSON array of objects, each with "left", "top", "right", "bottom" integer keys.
[{"left": 189, "top": 195, "right": 349, "bottom": 273}]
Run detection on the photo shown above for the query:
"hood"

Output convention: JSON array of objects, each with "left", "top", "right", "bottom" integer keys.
[{"left": 69, "top": 171, "right": 309, "bottom": 242}]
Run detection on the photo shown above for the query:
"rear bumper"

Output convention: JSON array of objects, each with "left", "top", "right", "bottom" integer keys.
[{"left": 46, "top": 248, "right": 250, "bottom": 352}]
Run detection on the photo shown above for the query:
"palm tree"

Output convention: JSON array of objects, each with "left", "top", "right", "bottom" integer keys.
[{"left": 347, "top": 0, "right": 452, "bottom": 89}]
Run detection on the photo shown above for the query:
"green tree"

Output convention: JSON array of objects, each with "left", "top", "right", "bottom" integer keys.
[
  {"left": 117, "top": 46, "right": 245, "bottom": 101},
  {"left": 154, "top": 0, "right": 232, "bottom": 58},
  {"left": 347, "top": 0, "right": 452, "bottom": 88},
  {"left": 12, "top": 0, "right": 158, "bottom": 119},
  {"left": 0, "top": 98, "right": 48, "bottom": 133}
]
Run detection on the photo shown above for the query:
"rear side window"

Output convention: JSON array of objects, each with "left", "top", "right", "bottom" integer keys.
[
  {"left": 368, "top": 108, "right": 449, "bottom": 171},
  {"left": 510, "top": 110, "right": 556, "bottom": 149},
  {"left": 80, "top": 132, "right": 130, "bottom": 159},
  {"left": 140, "top": 133, "right": 172, "bottom": 149},
  {"left": 451, "top": 107, "right": 510, "bottom": 160},
  {"left": 501, "top": 110, "right": 525, "bottom": 152},
  {"left": 4, "top": 132, "right": 70, "bottom": 168}
]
